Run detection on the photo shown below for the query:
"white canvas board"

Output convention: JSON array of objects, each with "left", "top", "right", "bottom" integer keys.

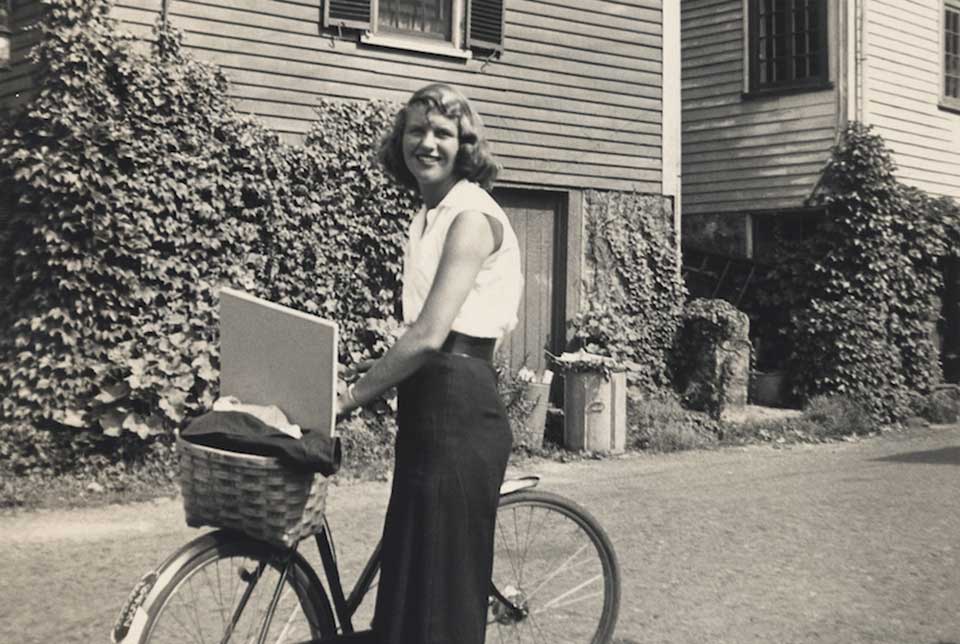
[{"left": 218, "top": 287, "right": 338, "bottom": 436}]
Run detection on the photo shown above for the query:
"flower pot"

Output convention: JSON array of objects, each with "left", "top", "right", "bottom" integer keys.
[{"left": 562, "top": 371, "right": 626, "bottom": 454}]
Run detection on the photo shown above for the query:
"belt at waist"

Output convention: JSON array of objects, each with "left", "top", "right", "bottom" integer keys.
[{"left": 440, "top": 331, "right": 496, "bottom": 362}]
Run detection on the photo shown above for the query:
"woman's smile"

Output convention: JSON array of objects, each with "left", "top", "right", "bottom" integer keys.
[{"left": 412, "top": 153, "right": 442, "bottom": 166}]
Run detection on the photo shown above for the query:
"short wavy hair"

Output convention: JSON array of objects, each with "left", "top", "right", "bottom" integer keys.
[{"left": 378, "top": 83, "right": 500, "bottom": 192}]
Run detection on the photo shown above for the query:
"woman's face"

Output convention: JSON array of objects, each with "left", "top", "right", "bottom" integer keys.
[{"left": 402, "top": 103, "right": 460, "bottom": 199}]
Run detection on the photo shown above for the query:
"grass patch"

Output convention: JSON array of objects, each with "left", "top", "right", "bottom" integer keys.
[
  {"left": 6, "top": 389, "right": 954, "bottom": 513},
  {"left": 627, "top": 391, "right": 904, "bottom": 452},
  {"left": 627, "top": 389, "right": 721, "bottom": 452},
  {"left": 719, "top": 395, "right": 879, "bottom": 447},
  {"left": 0, "top": 446, "right": 179, "bottom": 512}
]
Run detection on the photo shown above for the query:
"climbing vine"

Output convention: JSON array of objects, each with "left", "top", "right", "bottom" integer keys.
[
  {"left": 573, "top": 190, "right": 686, "bottom": 391},
  {"left": 765, "top": 122, "right": 959, "bottom": 422},
  {"left": 0, "top": 0, "right": 416, "bottom": 472}
]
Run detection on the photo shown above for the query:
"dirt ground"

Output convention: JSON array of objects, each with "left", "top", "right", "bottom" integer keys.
[{"left": 2, "top": 423, "right": 960, "bottom": 644}]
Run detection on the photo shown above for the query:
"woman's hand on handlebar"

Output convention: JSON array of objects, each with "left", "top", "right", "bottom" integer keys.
[
  {"left": 341, "top": 358, "right": 376, "bottom": 379},
  {"left": 335, "top": 359, "right": 376, "bottom": 418}
]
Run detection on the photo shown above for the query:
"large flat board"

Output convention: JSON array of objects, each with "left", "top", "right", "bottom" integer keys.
[{"left": 219, "top": 288, "right": 338, "bottom": 436}]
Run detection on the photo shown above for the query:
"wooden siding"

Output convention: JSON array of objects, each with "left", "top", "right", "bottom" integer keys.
[
  {"left": 863, "top": 0, "right": 960, "bottom": 199},
  {"left": 681, "top": 0, "right": 840, "bottom": 214},
  {"left": 103, "top": 0, "right": 664, "bottom": 194}
]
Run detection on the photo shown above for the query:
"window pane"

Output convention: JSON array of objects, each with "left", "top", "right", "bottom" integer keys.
[
  {"left": 378, "top": 0, "right": 451, "bottom": 40},
  {"left": 947, "top": 7, "right": 960, "bottom": 98},
  {"left": 752, "top": 0, "right": 826, "bottom": 89}
]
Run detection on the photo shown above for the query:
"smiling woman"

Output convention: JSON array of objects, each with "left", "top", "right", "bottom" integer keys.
[
  {"left": 401, "top": 104, "right": 460, "bottom": 208},
  {"left": 331, "top": 83, "right": 523, "bottom": 644}
]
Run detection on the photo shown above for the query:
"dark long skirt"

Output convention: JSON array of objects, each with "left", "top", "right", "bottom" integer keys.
[{"left": 372, "top": 351, "right": 513, "bottom": 644}]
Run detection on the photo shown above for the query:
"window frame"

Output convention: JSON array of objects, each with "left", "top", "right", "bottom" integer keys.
[
  {"left": 744, "top": 0, "right": 832, "bottom": 97},
  {"left": 942, "top": 0, "right": 960, "bottom": 113},
  {"left": 323, "top": 0, "right": 505, "bottom": 60},
  {"left": 364, "top": 0, "right": 465, "bottom": 56}
]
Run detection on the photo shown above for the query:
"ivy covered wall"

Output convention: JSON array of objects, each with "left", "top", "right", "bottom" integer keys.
[
  {"left": 0, "top": 2, "right": 416, "bottom": 471},
  {"left": 572, "top": 190, "right": 686, "bottom": 392}
]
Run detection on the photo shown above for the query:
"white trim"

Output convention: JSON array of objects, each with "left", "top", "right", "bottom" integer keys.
[
  {"left": 942, "top": 0, "right": 960, "bottom": 109},
  {"left": 365, "top": 0, "right": 468, "bottom": 58},
  {"left": 662, "top": 0, "right": 681, "bottom": 209},
  {"left": 742, "top": 0, "right": 751, "bottom": 94},
  {"left": 843, "top": 0, "right": 859, "bottom": 123},
  {"left": 859, "top": 0, "right": 868, "bottom": 124},
  {"left": 451, "top": 0, "right": 464, "bottom": 49},
  {"left": 360, "top": 32, "right": 472, "bottom": 59}
]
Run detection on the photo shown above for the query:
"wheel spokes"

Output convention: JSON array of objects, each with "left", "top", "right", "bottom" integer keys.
[
  {"left": 490, "top": 500, "right": 610, "bottom": 643},
  {"left": 145, "top": 554, "right": 320, "bottom": 644}
]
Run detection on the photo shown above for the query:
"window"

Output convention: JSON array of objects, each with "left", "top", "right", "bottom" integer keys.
[
  {"left": 747, "top": 0, "right": 829, "bottom": 94},
  {"left": 323, "top": 0, "right": 505, "bottom": 57},
  {"left": 379, "top": 0, "right": 451, "bottom": 41},
  {"left": 945, "top": 0, "right": 960, "bottom": 109}
]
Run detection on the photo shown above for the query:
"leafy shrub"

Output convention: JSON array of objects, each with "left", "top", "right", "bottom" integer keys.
[
  {"left": 910, "top": 386, "right": 960, "bottom": 424},
  {"left": 568, "top": 303, "right": 634, "bottom": 360},
  {"left": 718, "top": 395, "right": 873, "bottom": 445},
  {"left": 335, "top": 414, "right": 396, "bottom": 481},
  {"left": 579, "top": 190, "right": 686, "bottom": 392},
  {"left": 670, "top": 298, "right": 751, "bottom": 420},
  {"left": 627, "top": 388, "right": 720, "bottom": 452},
  {"left": 718, "top": 415, "right": 824, "bottom": 446},
  {"left": 762, "top": 122, "right": 950, "bottom": 422},
  {"left": 552, "top": 304, "right": 636, "bottom": 380},
  {"left": 494, "top": 357, "right": 550, "bottom": 453},
  {"left": 800, "top": 394, "right": 875, "bottom": 437},
  {"left": 0, "top": 2, "right": 415, "bottom": 473}
]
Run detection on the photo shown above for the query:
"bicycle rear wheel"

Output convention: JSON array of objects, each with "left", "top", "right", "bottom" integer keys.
[
  {"left": 134, "top": 532, "right": 335, "bottom": 644},
  {"left": 489, "top": 490, "right": 620, "bottom": 644}
]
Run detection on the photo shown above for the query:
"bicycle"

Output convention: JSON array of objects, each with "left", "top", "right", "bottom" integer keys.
[{"left": 112, "top": 461, "right": 621, "bottom": 644}]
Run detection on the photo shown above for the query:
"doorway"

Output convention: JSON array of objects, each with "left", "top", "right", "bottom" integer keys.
[{"left": 494, "top": 188, "right": 567, "bottom": 375}]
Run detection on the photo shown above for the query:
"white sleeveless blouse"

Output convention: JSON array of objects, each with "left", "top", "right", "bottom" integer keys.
[{"left": 402, "top": 180, "right": 523, "bottom": 339}]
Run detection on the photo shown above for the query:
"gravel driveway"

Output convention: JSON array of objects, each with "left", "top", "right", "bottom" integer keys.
[{"left": 2, "top": 424, "right": 959, "bottom": 644}]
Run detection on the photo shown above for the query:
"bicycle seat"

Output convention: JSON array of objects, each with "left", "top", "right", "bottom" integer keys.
[{"left": 499, "top": 475, "right": 540, "bottom": 495}]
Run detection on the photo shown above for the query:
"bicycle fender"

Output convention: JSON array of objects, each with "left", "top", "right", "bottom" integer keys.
[
  {"left": 499, "top": 475, "right": 540, "bottom": 496},
  {"left": 111, "top": 530, "right": 240, "bottom": 644}
]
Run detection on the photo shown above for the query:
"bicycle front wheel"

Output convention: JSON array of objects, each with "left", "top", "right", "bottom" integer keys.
[
  {"left": 489, "top": 490, "right": 621, "bottom": 644},
  {"left": 135, "top": 532, "right": 335, "bottom": 644}
]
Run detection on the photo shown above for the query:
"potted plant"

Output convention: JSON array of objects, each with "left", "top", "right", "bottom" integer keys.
[{"left": 550, "top": 305, "right": 635, "bottom": 454}]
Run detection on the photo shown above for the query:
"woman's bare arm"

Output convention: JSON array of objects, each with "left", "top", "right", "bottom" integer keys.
[{"left": 337, "top": 210, "right": 495, "bottom": 415}]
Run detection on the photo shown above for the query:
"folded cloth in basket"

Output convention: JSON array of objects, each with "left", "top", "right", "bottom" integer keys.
[{"left": 181, "top": 411, "right": 341, "bottom": 476}]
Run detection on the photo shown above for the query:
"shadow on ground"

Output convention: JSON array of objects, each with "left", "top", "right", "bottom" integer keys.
[{"left": 873, "top": 446, "right": 960, "bottom": 466}]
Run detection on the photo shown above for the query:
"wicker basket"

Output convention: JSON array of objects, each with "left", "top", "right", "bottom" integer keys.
[{"left": 177, "top": 436, "right": 328, "bottom": 549}]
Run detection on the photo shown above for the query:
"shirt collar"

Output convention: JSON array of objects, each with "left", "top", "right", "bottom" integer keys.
[{"left": 423, "top": 179, "right": 468, "bottom": 230}]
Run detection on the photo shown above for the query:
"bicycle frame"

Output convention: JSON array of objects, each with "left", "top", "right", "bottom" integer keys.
[
  {"left": 314, "top": 525, "right": 381, "bottom": 636},
  {"left": 286, "top": 475, "right": 543, "bottom": 641}
]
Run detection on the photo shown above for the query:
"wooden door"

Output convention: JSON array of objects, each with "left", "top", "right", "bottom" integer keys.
[{"left": 494, "top": 189, "right": 565, "bottom": 375}]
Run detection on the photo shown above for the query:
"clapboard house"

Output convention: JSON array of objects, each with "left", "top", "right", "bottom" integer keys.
[
  {"left": 681, "top": 0, "right": 960, "bottom": 261},
  {"left": 0, "top": 0, "right": 682, "bottom": 374},
  {"left": 680, "top": 0, "right": 960, "bottom": 378}
]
